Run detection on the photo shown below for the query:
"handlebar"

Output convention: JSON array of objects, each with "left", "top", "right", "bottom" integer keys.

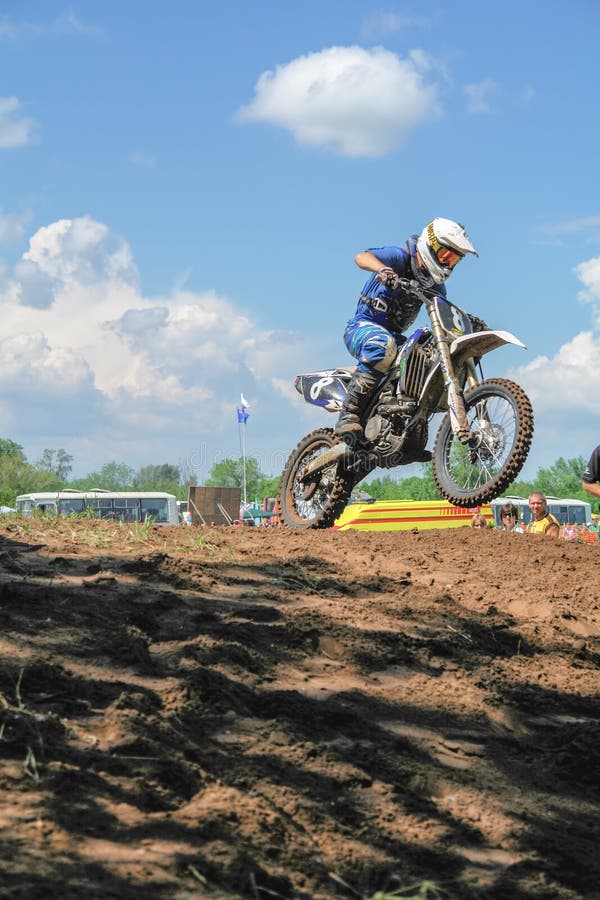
[
  {"left": 393, "top": 277, "right": 438, "bottom": 300},
  {"left": 383, "top": 275, "right": 487, "bottom": 331}
]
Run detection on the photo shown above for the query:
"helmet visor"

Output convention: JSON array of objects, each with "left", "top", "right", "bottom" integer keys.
[{"left": 436, "top": 246, "right": 463, "bottom": 269}]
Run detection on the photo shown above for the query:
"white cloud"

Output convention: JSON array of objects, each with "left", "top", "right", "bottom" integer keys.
[
  {"left": 0, "top": 207, "right": 33, "bottom": 243},
  {"left": 237, "top": 45, "right": 441, "bottom": 157},
  {"left": 575, "top": 256, "right": 600, "bottom": 323},
  {"left": 13, "top": 259, "right": 55, "bottom": 308},
  {"left": 0, "top": 96, "right": 38, "bottom": 148},
  {"left": 541, "top": 216, "right": 600, "bottom": 236},
  {"left": 360, "top": 11, "right": 443, "bottom": 38},
  {"left": 463, "top": 78, "right": 501, "bottom": 115},
  {"left": 511, "top": 255, "right": 600, "bottom": 421},
  {"left": 0, "top": 216, "right": 321, "bottom": 472},
  {"left": 0, "top": 331, "right": 92, "bottom": 392},
  {"left": 23, "top": 216, "right": 137, "bottom": 286},
  {"left": 533, "top": 217, "right": 600, "bottom": 249},
  {"left": 0, "top": 11, "right": 102, "bottom": 40},
  {"left": 512, "top": 331, "right": 600, "bottom": 414},
  {"left": 0, "top": 330, "right": 105, "bottom": 436},
  {"left": 50, "top": 10, "right": 102, "bottom": 37}
]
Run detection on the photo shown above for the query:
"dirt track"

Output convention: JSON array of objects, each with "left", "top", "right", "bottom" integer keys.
[{"left": 1, "top": 518, "right": 599, "bottom": 899}]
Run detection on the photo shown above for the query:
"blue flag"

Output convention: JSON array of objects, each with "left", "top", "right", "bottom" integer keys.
[{"left": 237, "top": 408, "right": 249, "bottom": 424}]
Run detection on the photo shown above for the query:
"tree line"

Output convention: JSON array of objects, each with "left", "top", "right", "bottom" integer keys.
[
  {"left": 1, "top": 437, "right": 595, "bottom": 513},
  {"left": 0, "top": 439, "right": 192, "bottom": 508},
  {"left": 0, "top": 440, "right": 279, "bottom": 509}
]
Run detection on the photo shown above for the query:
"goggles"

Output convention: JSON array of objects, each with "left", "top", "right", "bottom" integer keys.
[{"left": 437, "top": 247, "right": 463, "bottom": 268}]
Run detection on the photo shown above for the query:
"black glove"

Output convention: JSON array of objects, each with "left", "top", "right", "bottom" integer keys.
[
  {"left": 467, "top": 313, "right": 489, "bottom": 333},
  {"left": 376, "top": 267, "right": 401, "bottom": 289}
]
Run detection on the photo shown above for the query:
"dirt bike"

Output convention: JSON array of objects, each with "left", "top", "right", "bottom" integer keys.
[{"left": 278, "top": 278, "right": 534, "bottom": 529}]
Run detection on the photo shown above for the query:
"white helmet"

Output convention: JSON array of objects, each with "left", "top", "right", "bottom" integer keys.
[{"left": 416, "top": 218, "right": 478, "bottom": 284}]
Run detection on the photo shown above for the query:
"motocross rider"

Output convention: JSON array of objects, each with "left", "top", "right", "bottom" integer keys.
[{"left": 334, "top": 218, "right": 478, "bottom": 450}]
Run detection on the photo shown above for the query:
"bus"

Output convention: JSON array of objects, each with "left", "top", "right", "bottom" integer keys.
[
  {"left": 15, "top": 489, "right": 179, "bottom": 526},
  {"left": 333, "top": 498, "right": 493, "bottom": 532},
  {"left": 490, "top": 495, "right": 592, "bottom": 529}
]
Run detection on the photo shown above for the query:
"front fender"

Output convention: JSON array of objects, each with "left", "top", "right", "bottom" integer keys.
[
  {"left": 449, "top": 329, "right": 526, "bottom": 357},
  {"left": 419, "top": 330, "right": 527, "bottom": 411}
]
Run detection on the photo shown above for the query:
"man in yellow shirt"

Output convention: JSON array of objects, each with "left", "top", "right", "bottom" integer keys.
[{"left": 527, "top": 492, "right": 560, "bottom": 537}]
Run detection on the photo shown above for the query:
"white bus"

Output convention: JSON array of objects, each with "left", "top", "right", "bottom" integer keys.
[
  {"left": 491, "top": 495, "right": 592, "bottom": 529},
  {"left": 15, "top": 489, "right": 179, "bottom": 526}
]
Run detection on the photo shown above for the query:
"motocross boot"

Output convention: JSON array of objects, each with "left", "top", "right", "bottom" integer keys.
[{"left": 334, "top": 369, "right": 381, "bottom": 443}]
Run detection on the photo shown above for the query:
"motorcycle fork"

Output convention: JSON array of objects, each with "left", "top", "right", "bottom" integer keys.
[
  {"left": 424, "top": 296, "right": 471, "bottom": 444},
  {"left": 463, "top": 359, "right": 496, "bottom": 438},
  {"left": 464, "top": 358, "right": 480, "bottom": 392}
]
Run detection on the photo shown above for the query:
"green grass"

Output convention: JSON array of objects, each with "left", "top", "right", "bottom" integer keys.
[{"left": 366, "top": 884, "right": 446, "bottom": 900}]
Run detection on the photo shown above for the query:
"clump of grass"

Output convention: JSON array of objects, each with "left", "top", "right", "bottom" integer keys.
[
  {"left": 0, "top": 669, "right": 44, "bottom": 785},
  {"left": 14, "top": 668, "right": 26, "bottom": 709},
  {"left": 366, "top": 882, "right": 446, "bottom": 900},
  {"left": 330, "top": 871, "right": 448, "bottom": 900},
  {"left": 23, "top": 746, "right": 40, "bottom": 783},
  {"left": 66, "top": 525, "right": 111, "bottom": 549},
  {"left": 173, "top": 532, "right": 220, "bottom": 554},
  {"left": 187, "top": 864, "right": 208, "bottom": 886},
  {"left": 121, "top": 519, "right": 157, "bottom": 545}
]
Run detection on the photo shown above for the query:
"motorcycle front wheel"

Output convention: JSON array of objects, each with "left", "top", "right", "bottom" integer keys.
[
  {"left": 278, "top": 428, "right": 354, "bottom": 529},
  {"left": 433, "top": 378, "right": 534, "bottom": 507}
]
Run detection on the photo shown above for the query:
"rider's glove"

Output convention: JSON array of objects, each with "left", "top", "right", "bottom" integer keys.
[
  {"left": 467, "top": 313, "right": 489, "bottom": 333},
  {"left": 376, "top": 267, "right": 401, "bottom": 289}
]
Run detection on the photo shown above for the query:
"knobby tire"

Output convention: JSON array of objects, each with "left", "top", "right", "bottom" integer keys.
[
  {"left": 278, "top": 428, "right": 354, "bottom": 529},
  {"left": 433, "top": 378, "right": 534, "bottom": 507}
]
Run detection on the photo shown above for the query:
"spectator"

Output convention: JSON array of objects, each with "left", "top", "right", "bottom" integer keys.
[
  {"left": 582, "top": 445, "right": 600, "bottom": 505},
  {"left": 498, "top": 502, "right": 522, "bottom": 532},
  {"left": 562, "top": 522, "right": 578, "bottom": 541},
  {"left": 527, "top": 492, "right": 560, "bottom": 537},
  {"left": 471, "top": 513, "right": 488, "bottom": 529}
]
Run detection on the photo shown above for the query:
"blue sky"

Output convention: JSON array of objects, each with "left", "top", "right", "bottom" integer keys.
[{"left": 1, "top": 1, "right": 600, "bottom": 483}]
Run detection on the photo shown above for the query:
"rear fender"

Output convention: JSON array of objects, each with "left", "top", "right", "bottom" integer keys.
[{"left": 295, "top": 368, "right": 354, "bottom": 412}]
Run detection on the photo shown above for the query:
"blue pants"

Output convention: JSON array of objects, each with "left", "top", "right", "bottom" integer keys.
[{"left": 344, "top": 319, "right": 402, "bottom": 373}]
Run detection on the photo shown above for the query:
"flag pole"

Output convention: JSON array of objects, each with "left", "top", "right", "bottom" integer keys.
[
  {"left": 237, "top": 394, "right": 250, "bottom": 506},
  {"left": 241, "top": 417, "right": 247, "bottom": 505}
]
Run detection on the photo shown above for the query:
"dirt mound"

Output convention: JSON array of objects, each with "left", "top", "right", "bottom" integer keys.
[{"left": 1, "top": 518, "right": 599, "bottom": 899}]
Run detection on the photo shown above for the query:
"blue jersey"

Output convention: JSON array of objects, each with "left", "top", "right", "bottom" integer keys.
[{"left": 348, "top": 238, "right": 446, "bottom": 336}]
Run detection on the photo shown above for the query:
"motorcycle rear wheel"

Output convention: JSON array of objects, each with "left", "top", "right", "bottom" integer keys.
[
  {"left": 433, "top": 378, "right": 534, "bottom": 507},
  {"left": 278, "top": 428, "right": 354, "bottom": 529}
]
